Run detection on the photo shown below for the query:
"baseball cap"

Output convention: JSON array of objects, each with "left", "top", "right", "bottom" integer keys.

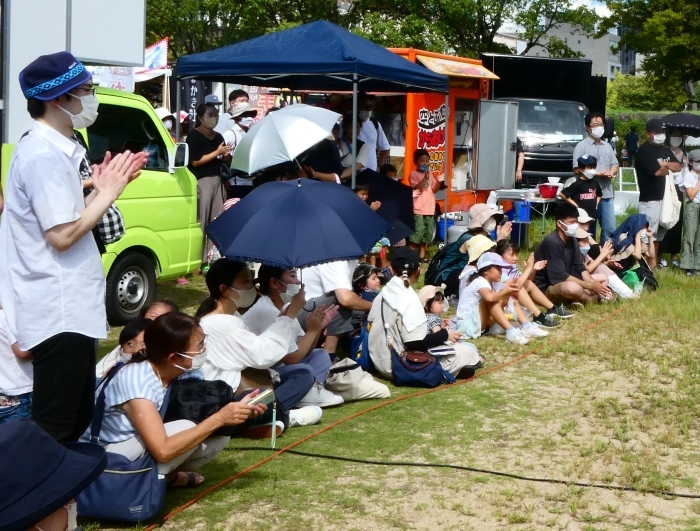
[
  {"left": 352, "top": 262, "right": 384, "bottom": 289},
  {"left": 577, "top": 154, "right": 597, "bottom": 166},
  {"left": 476, "top": 252, "right": 509, "bottom": 271},
  {"left": 19, "top": 51, "right": 92, "bottom": 101},
  {"left": 417, "top": 284, "right": 446, "bottom": 307},
  {"left": 577, "top": 208, "right": 594, "bottom": 224},
  {"left": 645, "top": 118, "right": 664, "bottom": 133},
  {"left": 204, "top": 94, "right": 223, "bottom": 105}
]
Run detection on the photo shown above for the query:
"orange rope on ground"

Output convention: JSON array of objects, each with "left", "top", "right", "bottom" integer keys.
[{"left": 144, "top": 302, "right": 631, "bottom": 530}]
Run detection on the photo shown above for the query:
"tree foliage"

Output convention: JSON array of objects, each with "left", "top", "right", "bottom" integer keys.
[
  {"left": 607, "top": 72, "right": 693, "bottom": 112},
  {"left": 147, "top": 0, "right": 599, "bottom": 60},
  {"left": 601, "top": 0, "right": 700, "bottom": 88}
]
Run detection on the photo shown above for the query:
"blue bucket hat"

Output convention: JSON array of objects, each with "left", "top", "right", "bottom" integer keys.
[
  {"left": 0, "top": 419, "right": 106, "bottom": 531},
  {"left": 19, "top": 51, "right": 92, "bottom": 101},
  {"left": 577, "top": 154, "right": 598, "bottom": 167}
]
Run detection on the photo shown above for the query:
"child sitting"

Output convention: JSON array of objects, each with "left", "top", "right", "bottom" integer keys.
[
  {"left": 350, "top": 262, "right": 384, "bottom": 331},
  {"left": 457, "top": 252, "right": 548, "bottom": 344},
  {"left": 95, "top": 318, "right": 150, "bottom": 379},
  {"left": 496, "top": 240, "right": 566, "bottom": 326},
  {"left": 559, "top": 154, "right": 602, "bottom": 236},
  {"left": 418, "top": 284, "right": 448, "bottom": 333}
]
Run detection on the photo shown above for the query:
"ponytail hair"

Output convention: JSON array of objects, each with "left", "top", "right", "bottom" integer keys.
[
  {"left": 390, "top": 248, "right": 421, "bottom": 288},
  {"left": 195, "top": 258, "right": 248, "bottom": 319},
  {"left": 134, "top": 312, "right": 200, "bottom": 364}
]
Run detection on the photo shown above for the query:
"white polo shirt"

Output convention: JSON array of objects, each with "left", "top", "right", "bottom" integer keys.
[
  {"left": 0, "top": 121, "right": 107, "bottom": 350},
  {"left": 358, "top": 119, "right": 390, "bottom": 171},
  {"left": 300, "top": 260, "right": 355, "bottom": 300},
  {"left": 0, "top": 309, "right": 33, "bottom": 396}
]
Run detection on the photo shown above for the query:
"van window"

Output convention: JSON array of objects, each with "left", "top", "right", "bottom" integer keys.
[{"left": 87, "top": 104, "right": 168, "bottom": 171}]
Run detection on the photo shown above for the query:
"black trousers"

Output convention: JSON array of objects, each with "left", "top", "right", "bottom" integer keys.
[{"left": 31, "top": 332, "right": 97, "bottom": 443}]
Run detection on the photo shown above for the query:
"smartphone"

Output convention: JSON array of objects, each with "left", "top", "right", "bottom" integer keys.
[{"left": 246, "top": 388, "right": 275, "bottom": 407}]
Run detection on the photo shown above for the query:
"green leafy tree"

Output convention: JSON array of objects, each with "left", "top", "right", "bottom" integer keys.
[
  {"left": 607, "top": 72, "right": 690, "bottom": 112},
  {"left": 601, "top": 0, "right": 700, "bottom": 109}
]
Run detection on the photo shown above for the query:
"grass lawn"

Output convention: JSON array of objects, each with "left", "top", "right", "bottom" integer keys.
[{"left": 88, "top": 219, "right": 700, "bottom": 531}]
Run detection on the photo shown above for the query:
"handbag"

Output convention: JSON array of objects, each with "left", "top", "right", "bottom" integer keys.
[
  {"left": 77, "top": 366, "right": 170, "bottom": 522},
  {"left": 381, "top": 300, "right": 453, "bottom": 388},
  {"left": 660, "top": 172, "right": 681, "bottom": 230},
  {"left": 164, "top": 378, "right": 239, "bottom": 436}
]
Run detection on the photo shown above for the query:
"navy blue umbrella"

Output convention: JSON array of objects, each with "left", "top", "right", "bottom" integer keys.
[{"left": 206, "top": 179, "right": 391, "bottom": 269}]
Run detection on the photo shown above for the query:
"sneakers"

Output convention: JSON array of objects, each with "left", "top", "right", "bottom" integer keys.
[
  {"left": 289, "top": 406, "right": 323, "bottom": 427},
  {"left": 242, "top": 421, "right": 285, "bottom": 439},
  {"left": 505, "top": 328, "right": 529, "bottom": 345},
  {"left": 548, "top": 304, "right": 575, "bottom": 319},
  {"left": 569, "top": 301, "right": 584, "bottom": 310},
  {"left": 672, "top": 259, "right": 680, "bottom": 268},
  {"left": 687, "top": 270, "right": 695, "bottom": 277},
  {"left": 297, "top": 382, "right": 344, "bottom": 408},
  {"left": 534, "top": 312, "right": 561, "bottom": 329},
  {"left": 521, "top": 323, "right": 549, "bottom": 338},
  {"left": 659, "top": 258, "right": 668, "bottom": 267}
]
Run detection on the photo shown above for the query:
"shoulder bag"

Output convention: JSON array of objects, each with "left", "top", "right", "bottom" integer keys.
[
  {"left": 381, "top": 300, "right": 454, "bottom": 388},
  {"left": 660, "top": 172, "right": 681, "bottom": 230},
  {"left": 77, "top": 365, "right": 170, "bottom": 522}
]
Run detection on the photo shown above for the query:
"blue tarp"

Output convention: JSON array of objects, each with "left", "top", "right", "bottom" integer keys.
[{"left": 176, "top": 20, "right": 448, "bottom": 93}]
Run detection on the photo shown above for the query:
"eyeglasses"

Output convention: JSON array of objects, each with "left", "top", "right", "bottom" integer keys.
[
  {"left": 70, "top": 86, "right": 96, "bottom": 97},
  {"left": 177, "top": 339, "right": 207, "bottom": 356}
]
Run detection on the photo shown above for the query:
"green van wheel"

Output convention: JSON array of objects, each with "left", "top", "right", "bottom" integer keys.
[{"left": 106, "top": 252, "right": 157, "bottom": 325}]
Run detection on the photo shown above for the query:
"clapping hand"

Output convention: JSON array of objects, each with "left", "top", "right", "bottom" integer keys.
[{"left": 497, "top": 221, "right": 512, "bottom": 241}]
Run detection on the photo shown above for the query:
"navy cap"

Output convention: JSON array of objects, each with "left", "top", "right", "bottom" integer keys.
[
  {"left": 577, "top": 154, "right": 598, "bottom": 166},
  {"left": 19, "top": 51, "right": 92, "bottom": 101},
  {"left": 646, "top": 118, "right": 665, "bottom": 133}
]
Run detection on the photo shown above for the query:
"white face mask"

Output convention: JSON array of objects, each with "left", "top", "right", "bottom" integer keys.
[
  {"left": 117, "top": 347, "right": 132, "bottom": 364},
  {"left": 652, "top": 134, "right": 666, "bottom": 145},
  {"left": 239, "top": 117, "right": 255, "bottom": 128},
  {"left": 558, "top": 220, "right": 579, "bottom": 237},
  {"left": 202, "top": 116, "right": 218, "bottom": 129},
  {"left": 358, "top": 110, "right": 371, "bottom": 121},
  {"left": 670, "top": 136, "right": 683, "bottom": 147},
  {"left": 227, "top": 287, "right": 257, "bottom": 309},
  {"left": 59, "top": 93, "right": 99, "bottom": 129},
  {"left": 640, "top": 231, "right": 649, "bottom": 244},
  {"left": 579, "top": 244, "right": 591, "bottom": 255},
  {"left": 582, "top": 169, "right": 596, "bottom": 180},
  {"left": 693, "top": 162, "right": 700, "bottom": 172},
  {"left": 163, "top": 118, "right": 173, "bottom": 131},
  {"left": 482, "top": 217, "right": 497, "bottom": 232},
  {"left": 175, "top": 351, "right": 207, "bottom": 372},
  {"left": 277, "top": 281, "right": 301, "bottom": 305},
  {"left": 590, "top": 126, "right": 605, "bottom": 139}
]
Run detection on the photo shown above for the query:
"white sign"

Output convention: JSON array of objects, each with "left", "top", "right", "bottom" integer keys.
[{"left": 99, "top": 66, "right": 135, "bottom": 92}]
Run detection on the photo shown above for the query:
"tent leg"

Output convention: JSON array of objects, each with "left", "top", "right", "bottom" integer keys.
[
  {"left": 351, "top": 74, "right": 358, "bottom": 189},
  {"left": 176, "top": 78, "right": 182, "bottom": 142},
  {"left": 444, "top": 93, "right": 449, "bottom": 245}
]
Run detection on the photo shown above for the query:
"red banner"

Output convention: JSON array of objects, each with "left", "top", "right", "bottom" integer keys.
[{"left": 414, "top": 93, "right": 447, "bottom": 180}]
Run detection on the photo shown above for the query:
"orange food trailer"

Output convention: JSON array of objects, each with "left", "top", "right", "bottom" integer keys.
[{"left": 388, "top": 48, "right": 518, "bottom": 214}]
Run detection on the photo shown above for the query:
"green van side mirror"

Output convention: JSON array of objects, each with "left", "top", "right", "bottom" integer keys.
[{"left": 169, "top": 143, "right": 189, "bottom": 173}]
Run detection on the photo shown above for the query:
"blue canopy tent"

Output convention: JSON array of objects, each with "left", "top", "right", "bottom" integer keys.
[{"left": 176, "top": 20, "right": 449, "bottom": 186}]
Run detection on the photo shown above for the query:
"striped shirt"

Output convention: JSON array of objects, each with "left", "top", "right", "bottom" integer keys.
[{"left": 84, "top": 361, "right": 166, "bottom": 444}]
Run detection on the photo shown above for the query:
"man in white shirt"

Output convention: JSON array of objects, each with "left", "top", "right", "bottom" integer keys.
[
  {"left": 297, "top": 260, "right": 372, "bottom": 357},
  {"left": 0, "top": 52, "right": 146, "bottom": 442},
  {"left": 218, "top": 103, "right": 258, "bottom": 198},
  {"left": 357, "top": 94, "right": 391, "bottom": 172}
]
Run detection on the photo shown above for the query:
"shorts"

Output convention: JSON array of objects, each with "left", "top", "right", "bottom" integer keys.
[
  {"left": 297, "top": 293, "right": 354, "bottom": 336},
  {"left": 409, "top": 214, "right": 436, "bottom": 244},
  {"left": 638, "top": 200, "right": 667, "bottom": 242}
]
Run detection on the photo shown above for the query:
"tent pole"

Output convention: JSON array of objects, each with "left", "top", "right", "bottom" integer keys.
[
  {"left": 444, "top": 93, "right": 449, "bottom": 245},
  {"left": 175, "top": 77, "right": 182, "bottom": 141},
  {"left": 351, "top": 74, "right": 358, "bottom": 189}
]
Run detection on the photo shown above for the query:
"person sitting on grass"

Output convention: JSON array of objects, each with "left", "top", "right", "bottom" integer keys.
[
  {"left": 242, "top": 265, "right": 343, "bottom": 409},
  {"left": 409, "top": 149, "right": 443, "bottom": 262},
  {"left": 195, "top": 259, "right": 324, "bottom": 432},
  {"left": 95, "top": 318, "right": 150, "bottom": 379},
  {"left": 140, "top": 299, "right": 179, "bottom": 320},
  {"left": 609, "top": 214, "right": 658, "bottom": 289},
  {"left": 465, "top": 203, "right": 512, "bottom": 243},
  {"left": 533, "top": 202, "right": 612, "bottom": 306},
  {"left": 418, "top": 284, "right": 449, "bottom": 334},
  {"left": 367, "top": 248, "right": 482, "bottom": 381},
  {"left": 575, "top": 228, "right": 636, "bottom": 299},
  {"left": 559, "top": 155, "right": 603, "bottom": 237},
  {"left": 456, "top": 252, "right": 538, "bottom": 345},
  {"left": 82, "top": 312, "right": 267, "bottom": 489},
  {"left": 495, "top": 240, "right": 568, "bottom": 326}
]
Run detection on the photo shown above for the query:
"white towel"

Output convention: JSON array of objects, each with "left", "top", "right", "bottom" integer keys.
[{"left": 380, "top": 277, "right": 427, "bottom": 333}]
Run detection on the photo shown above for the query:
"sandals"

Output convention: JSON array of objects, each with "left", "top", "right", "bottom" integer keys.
[{"left": 167, "top": 471, "right": 204, "bottom": 488}]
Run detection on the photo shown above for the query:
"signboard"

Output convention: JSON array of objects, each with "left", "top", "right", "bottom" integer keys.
[
  {"left": 414, "top": 93, "right": 448, "bottom": 181},
  {"left": 181, "top": 79, "right": 210, "bottom": 124},
  {"left": 99, "top": 67, "right": 135, "bottom": 92}
]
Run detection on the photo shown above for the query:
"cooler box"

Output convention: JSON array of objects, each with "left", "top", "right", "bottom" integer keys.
[
  {"left": 512, "top": 200, "right": 532, "bottom": 223},
  {"left": 438, "top": 218, "right": 454, "bottom": 241}
]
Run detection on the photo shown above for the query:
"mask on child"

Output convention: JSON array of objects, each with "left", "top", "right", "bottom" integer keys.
[
  {"left": 227, "top": 287, "right": 257, "bottom": 309},
  {"left": 670, "top": 136, "right": 683, "bottom": 147},
  {"left": 118, "top": 348, "right": 132, "bottom": 364},
  {"left": 482, "top": 217, "right": 497, "bottom": 232},
  {"left": 559, "top": 221, "right": 579, "bottom": 237},
  {"left": 590, "top": 126, "right": 605, "bottom": 139},
  {"left": 652, "top": 134, "right": 666, "bottom": 145},
  {"left": 163, "top": 118, "right": 174, "bottom": 131},
  {"left": 582, "top": 169, "right": 596, "bottom": 180},
  {"left": 693, "top": 162, "right": 700, "bottom": 172},
  {"left": 417, "top": 164, "right": 429, "bottom": 173},
  {"left": 580, "top": 245, "right": 591, "bottom": 255},
  {"left": 277, "top": 281, "right": 301, "bottom": 305}
]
